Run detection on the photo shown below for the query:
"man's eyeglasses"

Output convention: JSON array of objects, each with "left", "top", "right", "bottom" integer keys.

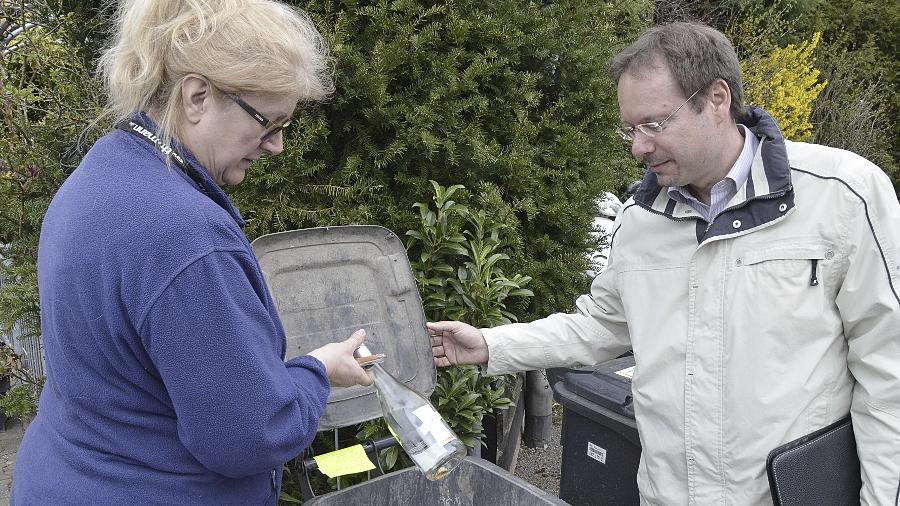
[
  {"left": 210, "top": 81, "right": 291, "bottom": 142},
  {"left": 616, "top": 88, "right": 702, "bottom": 142}
]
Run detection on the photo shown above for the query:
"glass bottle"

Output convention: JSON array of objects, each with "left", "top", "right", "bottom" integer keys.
[{"left": 354, "top": 344, "right": 467, "bottom": 480}]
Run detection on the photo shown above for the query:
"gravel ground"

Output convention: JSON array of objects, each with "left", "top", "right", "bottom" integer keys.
[
  {"left": 512, "top": 402, "right": 564, "bottom": 498},
  {"left": 0, "top": 418, "right": 25, "bottom": 504}
]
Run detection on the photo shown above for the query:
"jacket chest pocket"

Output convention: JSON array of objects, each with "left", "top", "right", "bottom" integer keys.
[
  {"left": 735, "top": 243, "right": 834, "bottom": 287},
  {"left": 727, "top": 242, "right": 840, "bottom": 354}
]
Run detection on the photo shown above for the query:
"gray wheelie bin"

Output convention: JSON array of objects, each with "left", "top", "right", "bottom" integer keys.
[{"left": 253, "top": 226, "right": 568, "bottom": 506}]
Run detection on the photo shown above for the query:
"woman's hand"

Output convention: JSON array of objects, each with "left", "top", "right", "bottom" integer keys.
[{"left": 308, "top": 329, "right": 373, "bottom": 387}]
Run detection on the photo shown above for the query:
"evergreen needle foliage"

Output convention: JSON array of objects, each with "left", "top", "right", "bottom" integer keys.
[{"left": 233, "top": 0, "right": 648, "bottom": 319}]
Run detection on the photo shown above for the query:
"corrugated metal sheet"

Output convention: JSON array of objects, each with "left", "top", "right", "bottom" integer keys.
[{"left": 0, "top": 271, "right": 45, "bottom": 379}]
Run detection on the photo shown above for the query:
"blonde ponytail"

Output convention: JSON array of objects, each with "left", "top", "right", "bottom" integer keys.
[{"left": 98, "top": 0, "right": 333, "bottom": 149}]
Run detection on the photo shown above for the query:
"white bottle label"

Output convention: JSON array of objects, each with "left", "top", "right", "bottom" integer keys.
[
  {"left": 412, "top": 405, "right": 456, "bottom": 446},
  {"left": 410, "top": 438, "right": 448, "bottom": 469}
]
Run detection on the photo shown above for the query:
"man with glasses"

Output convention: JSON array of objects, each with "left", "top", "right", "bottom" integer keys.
[{"left": 429, "top": 21, "right": 900, "bottom": 504}]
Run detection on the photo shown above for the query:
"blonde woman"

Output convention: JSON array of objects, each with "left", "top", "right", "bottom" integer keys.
[{"left": 12, "top": 1, "right": 372, "bottom": 504}]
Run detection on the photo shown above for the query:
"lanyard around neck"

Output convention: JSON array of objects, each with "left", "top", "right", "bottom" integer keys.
[{"left": 117, "top": 119, "right": 210, "bottom": 197}]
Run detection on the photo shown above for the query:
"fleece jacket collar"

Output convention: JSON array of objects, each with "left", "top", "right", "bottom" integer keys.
[{"left": 131, "top": 112, "right": 246, "bottom": 228}]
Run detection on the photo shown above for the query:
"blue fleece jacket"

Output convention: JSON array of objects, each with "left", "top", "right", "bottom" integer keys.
[{"left": 12, "top": 117, "right": 330, "bottom": 505}]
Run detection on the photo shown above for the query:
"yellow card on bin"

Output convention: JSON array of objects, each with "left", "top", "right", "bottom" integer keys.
[{"left": 313, "top": 444, "right": 376, "bottom": 478}]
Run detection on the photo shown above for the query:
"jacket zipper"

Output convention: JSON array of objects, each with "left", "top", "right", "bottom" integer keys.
[{"left": 809, "top": 259, "right": 819, "bottom": 286}]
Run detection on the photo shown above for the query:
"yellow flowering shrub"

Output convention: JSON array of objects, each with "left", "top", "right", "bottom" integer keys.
[{"left": 741, "top": 32, "right": 827, "bottom": 141}]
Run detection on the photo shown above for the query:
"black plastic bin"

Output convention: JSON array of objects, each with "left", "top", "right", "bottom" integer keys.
[
  {"left": 551, "top": 356, "right": 641, "bottom": 506},
  {"left": 305, "top": 456, "right": 568, "bottom": 505}
]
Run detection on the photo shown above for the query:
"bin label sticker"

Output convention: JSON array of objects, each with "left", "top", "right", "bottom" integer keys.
[
  {"left": 614, "top": 366, "right": 635, "bottom": 379},
  {"left": 587, "top": 442, "right": 607, "bottom": 464}
]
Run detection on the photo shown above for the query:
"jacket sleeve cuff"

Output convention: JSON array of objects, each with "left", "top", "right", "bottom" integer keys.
[
  {"left": 482, "top": 326, "right": 518, "bottom": 376},
  {"left": 287, "top": 355, "right": 330, "bottom": 390}
]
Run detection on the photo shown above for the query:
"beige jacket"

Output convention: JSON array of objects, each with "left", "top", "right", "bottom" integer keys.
[{"left": 483, "top": 108, "right": 900, "bottom": 505}]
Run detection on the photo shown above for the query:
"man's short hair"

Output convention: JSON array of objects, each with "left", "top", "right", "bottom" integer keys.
[{"left": 609, "top": 22, "right": 745, "bottom": 122}]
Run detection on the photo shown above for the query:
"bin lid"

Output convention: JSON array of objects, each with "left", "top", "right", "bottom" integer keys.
[
  {"left": 557, "top": 355, "right": 635, "bottom": 418},
  {"left": 252, "top": 225, "right": 435, "bottom": 430}
]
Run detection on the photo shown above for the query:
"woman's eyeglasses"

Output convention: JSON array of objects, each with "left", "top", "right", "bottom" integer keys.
[
  {"left": 223, "top": 92, "right": 291, "bottom": 142},
  {"left": 208, "top": 80, "right": 291, "bottom": 142}
]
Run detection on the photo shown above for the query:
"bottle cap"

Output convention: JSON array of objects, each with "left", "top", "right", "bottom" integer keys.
[
  {"left": 354, "top": 344, "right": 386, "bottom": 368},
  {"left": 353, "top": 344, "right": 372, "bottom": 358}
]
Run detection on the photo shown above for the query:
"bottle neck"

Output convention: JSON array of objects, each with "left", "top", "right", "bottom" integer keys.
[
  {"left": 368, "top": 363, "right": 412, "bottom": 400},
  {"left": 368, "top": 363, "right": 392, "bottom": 387}
]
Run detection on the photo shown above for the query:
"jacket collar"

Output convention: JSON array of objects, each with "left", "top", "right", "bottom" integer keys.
[
  {"left": 129, "top": 112, "right": 246, "bottom": 229},
  {"left": 631, "top": 106, "right": 795, "bottom": 243}
]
